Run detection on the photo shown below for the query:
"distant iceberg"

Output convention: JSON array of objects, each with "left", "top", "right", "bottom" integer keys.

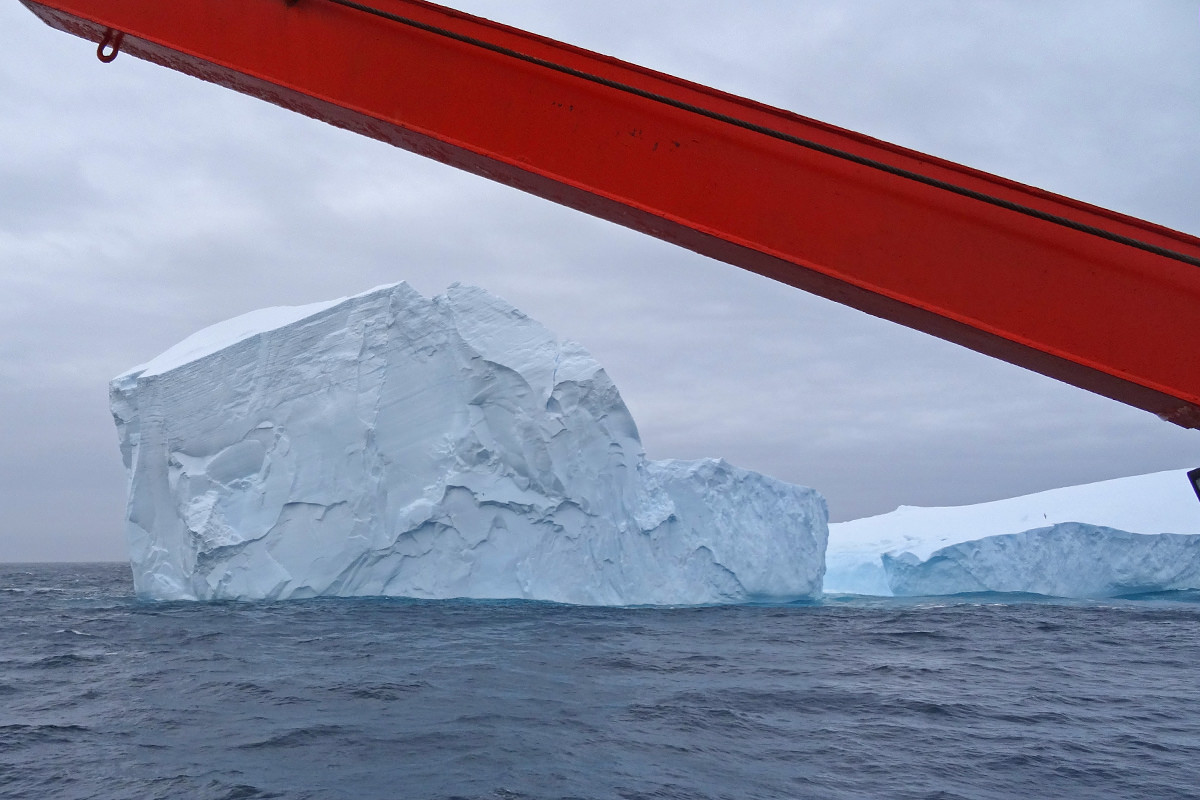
[
  {"left": 883, "top": 522, "right": 1200, "bottom": 598},
  {"left": 110, "top": 282, "right": 827, "bottom": 604},
  {"left": 826, "top": 470, "right": 1200, "bottom": 597}
]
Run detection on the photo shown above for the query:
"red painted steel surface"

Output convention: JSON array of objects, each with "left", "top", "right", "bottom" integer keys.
[{"left": 20, "top": 0, "right": 1200, "bottom": 427}]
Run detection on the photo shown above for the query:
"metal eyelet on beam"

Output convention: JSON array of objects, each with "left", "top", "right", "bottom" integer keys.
[{"left": 97, "top": 28, "right": 124, "bottom": 62}]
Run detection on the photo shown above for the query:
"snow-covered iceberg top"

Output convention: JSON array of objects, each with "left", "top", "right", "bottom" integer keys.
[
  {"left": 110, "top": 282, "right": 827, "bottom": 604},
  {"left": 825, "top": 470, "right": 1200, "bottom": 596},
  {"left": 883, "top": 523, "right": 1200, "bottom": 598}
]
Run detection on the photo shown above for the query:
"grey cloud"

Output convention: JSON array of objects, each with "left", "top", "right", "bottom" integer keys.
[{"left": 0, "top": 1, "right": 1197, "bottom": 561}]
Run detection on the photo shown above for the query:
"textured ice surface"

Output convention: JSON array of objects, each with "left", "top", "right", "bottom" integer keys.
[
  {"left": 111, "top": 283, "right": 826, "bottom": 604},
  {"left": 883, "top": 522, "right": 1200, "bottom": 598},
  {"left": 826, "top": 470, "right": 1200, "bottom": 595}
]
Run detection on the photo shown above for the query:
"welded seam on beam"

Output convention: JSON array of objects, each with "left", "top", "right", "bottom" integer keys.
[{"left": 319, "top": 0, "right": 1200, "bottom": 270}]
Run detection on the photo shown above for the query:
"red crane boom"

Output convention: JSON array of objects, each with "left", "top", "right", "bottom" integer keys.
[{"left": 20, "top": 0, "right": 1200, "bottom": 427}]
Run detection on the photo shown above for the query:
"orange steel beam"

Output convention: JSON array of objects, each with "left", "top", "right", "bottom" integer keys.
[{"left": 21, "top": 0, "right": 1200, "bottom": 427}]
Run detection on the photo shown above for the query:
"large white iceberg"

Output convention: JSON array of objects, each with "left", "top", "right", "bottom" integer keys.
[
  {"left": 883, "top": 522, "right": 1200, "bottom": 598},
  {"left": 826, "top": 470, "right": 1200, "bottom": 596},
  {"left": 110, "top": 282, "right": 827, "bottom": 604}
]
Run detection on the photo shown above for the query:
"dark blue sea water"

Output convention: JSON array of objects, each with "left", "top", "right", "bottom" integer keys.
[{"left": 2, "top": 563, "right": 1199, "bottom": 800}]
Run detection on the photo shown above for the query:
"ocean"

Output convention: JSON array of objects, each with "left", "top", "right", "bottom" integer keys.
[{"left": 2, "top": 563, "right": 1198, "bottom": 800}]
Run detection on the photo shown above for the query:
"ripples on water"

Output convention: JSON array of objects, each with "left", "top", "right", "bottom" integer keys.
[{"left": 2, "top": 563, "right": 1199, "bottom": 800}]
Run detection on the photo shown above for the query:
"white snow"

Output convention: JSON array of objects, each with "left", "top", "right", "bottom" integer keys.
[
  {"left": 121, "top": 295, "right": 351, "bottom": 379},
  {"left": 826, "top": 470, "right": 1200, "bottom": 595},
  {"left": 110, "top": 282, "right": 826, "bottom": 604}
]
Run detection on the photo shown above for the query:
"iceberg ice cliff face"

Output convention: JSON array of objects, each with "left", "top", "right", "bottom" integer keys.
[
  {"left": 111, "top": 283, "right": 827, "bottom": 604},
  {"left": 882, "top": 522, "right": 1200, "bottom": 598},
  {"left": 825, "top": 470, "right": 1200, "bottom": 595}
]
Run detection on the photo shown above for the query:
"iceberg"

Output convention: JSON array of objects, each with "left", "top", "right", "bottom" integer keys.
[
  {"left": 825, "top": 470, "right": 1200, "bottom": 595},
  {"left": 110, "top": 282, "right": 827, "bottom": 604},
  {"left": 883, "top": 522, "right": 1200, "bottom": 598}
]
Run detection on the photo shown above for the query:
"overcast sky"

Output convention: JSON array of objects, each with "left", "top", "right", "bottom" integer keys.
[{"left": 2, "top": 1, "right": 1199, "bottom": 561}]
